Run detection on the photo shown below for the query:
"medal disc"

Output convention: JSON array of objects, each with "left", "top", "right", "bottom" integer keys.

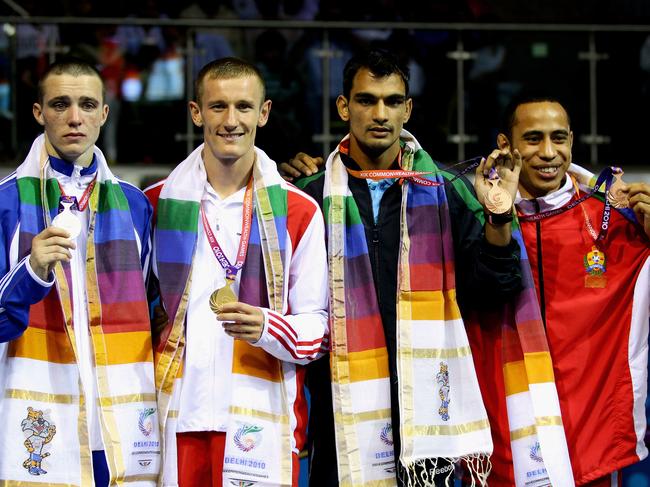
[
  {"left": 607, "top": 173, "right": 629, "bottom": 209},
  {"left": 51, "top": 210, "right": 82, "bottom": 239},
  {"left": 209, "top": 284, "right": 238, "bottom": 314},
  {"left": 485, "top": 180, "right": 513, "bottom": 215}
]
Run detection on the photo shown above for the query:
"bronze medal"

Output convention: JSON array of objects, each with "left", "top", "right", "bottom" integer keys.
[
  {"left": 485, "top": 177, "right": 513, "bottom": 215},
  {"left": 607, "top": 171, "right": 629, "bottom": 209},
  {"left": 209, "top": 281, "right": 237, "bottom": 314}
]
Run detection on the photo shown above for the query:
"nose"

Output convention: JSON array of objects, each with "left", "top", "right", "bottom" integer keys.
[
  {"left": 372, "top": 101, "right": 388, "bottom": 124},
  {"left": 539, "top": 137, "right": 557, "bottom": 160},
  {"left": 225, "top": 106, "right": 238, "bottom": 129},
  {"left": 68, "top": 105, "right": 81, "bottom": 127}
]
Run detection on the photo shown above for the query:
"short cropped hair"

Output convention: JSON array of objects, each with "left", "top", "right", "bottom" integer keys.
[
  {"left": 342, "top": 48, "right": 410, "bottom": 99},
  {"left": 38, "top": 58, "right": 105, "bottom": 104},
  {"left": 501, "top": 93, "right": 571, "bottom": 139},
  {"left": 194, "top": 57, "right": 266, "bottom": 106}
]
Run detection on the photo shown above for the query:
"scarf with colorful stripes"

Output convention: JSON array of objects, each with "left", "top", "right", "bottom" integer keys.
[
  {"left": 498, "top": 221, "right": 574, "bottom": 486},
  {"left": 498, "top": 164, "right": 613, "bottom": 486},
  {"left": 324, "top": 130, "right": 492, "bottom": 486},
  {"left": 5, "top": 134, "right": 159, "bottom": 485},
  {"left": 154, "top": 144, "right": 293, "bottom": 486}
]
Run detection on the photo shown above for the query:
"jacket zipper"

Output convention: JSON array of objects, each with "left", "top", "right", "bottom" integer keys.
[{"left": 533, "top": 200, "right": 546, "bottom": 326}]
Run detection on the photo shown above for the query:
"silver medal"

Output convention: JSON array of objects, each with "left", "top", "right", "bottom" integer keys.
[{"left": 51, "top": 201, "right": 81, "bottom": 239}]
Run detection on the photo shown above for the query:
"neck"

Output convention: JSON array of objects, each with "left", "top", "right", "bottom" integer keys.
[
  {"left": 44, "top": 134, "right": 93, "bottom": 167},
  {"left": 348, "top": 137, "right": 401, "bottom": 171},
  {"left": 204, "top": 151, "right": 255, "bottom": 199}
]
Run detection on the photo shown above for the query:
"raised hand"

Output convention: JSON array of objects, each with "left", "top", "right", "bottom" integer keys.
[
  {"left": 474, "top": 148, "right": 522, "bottom": 211},
  {"left": 628, "top": 182, "right": 650, "bottom": 239},
  {"left": 29, "top": 227, "right": 76, "bottom": 281}
]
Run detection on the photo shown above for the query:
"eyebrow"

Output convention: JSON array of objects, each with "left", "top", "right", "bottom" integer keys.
[
  {"left": 353, "top": 92, "right": 406, "bottom": 100},
  {"left": 47, "top": 95, "right": 100, "bottom": 105},
  {"left": 522, "top": 129, "right": 569, "bottom": 137}
]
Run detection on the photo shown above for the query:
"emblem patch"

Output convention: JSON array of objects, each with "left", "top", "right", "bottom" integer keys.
[
  {"left": 234, "top": 424, "right": 263, "bottom": 452},
  {"left": 436, "top": 362, "right": 450, "bottom": 421},
  {"left": 21, "top": 407, "right": 56, "bottom": 476},
  {"left": 138, "top": 407, "right": 156, "bottom": 437},
  {"left": 530, "top": 441, "right": 544, "bottom": 463},
  {"left": 379, "top": 423, "right": 393, "bottom": 447},
  {"left": 584, "top": 246, "right": 607, "bottom": 288}
]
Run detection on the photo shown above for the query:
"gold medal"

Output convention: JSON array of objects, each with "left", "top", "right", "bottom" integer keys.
[
  {"left": 485, "top": 177, "right": 513, "bottom": 215},
  {"left": 209, "top": 280, "right": 238, "bottom": 314},
  {"left": 607, "top": 170, "right": 629, "bottom": 209}
]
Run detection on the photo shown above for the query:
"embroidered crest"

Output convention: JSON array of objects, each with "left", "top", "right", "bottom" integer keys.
[
  {"left": 529, "top": 441, "right": 544, "bottom": 463},
  {"left": 21, "top": 407, "right": 56, "bottom": 476},
  {"left": 138, "top": 408, "right": 156, "bottom": 437},
  {"left": 436, "top": 362, "right": 451, "bottom": 421},
  {"left": 230, "top": 481, "right": 256, "bottom": 487},
  {"left": 584, "top": 246, "right": 606, "bottom": 275},
  {"left": 234, "top": 424, "right": 263, "bottom": 452},
  {"left": 379, "top": 423, "right": 393, "bottom": 446}
]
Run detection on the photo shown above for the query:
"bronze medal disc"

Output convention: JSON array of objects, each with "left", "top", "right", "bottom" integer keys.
[
  {"left": 607, "top": 174, "right": 629, "bottom": 209},
  {"left": 485, "top": 180, "right": 513, "bottom": 215}
]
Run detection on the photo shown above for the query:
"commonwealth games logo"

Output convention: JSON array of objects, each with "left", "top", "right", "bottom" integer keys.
[
  {"left": 530, "top": 441, "right": 544, "bottom": 463},
  {"left": 138, "top": 408, "right": 156, "bottom": 437},
  {"left": 380, "top": 423, "right": 393, "bottom": 447},
  {"left": 234, "top": 424, "right": 264, "bottom": 452}
]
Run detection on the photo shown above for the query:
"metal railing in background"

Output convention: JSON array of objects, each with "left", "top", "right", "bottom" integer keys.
[{"left": 1, "top": 16, "right": 650, "bottom": 169}]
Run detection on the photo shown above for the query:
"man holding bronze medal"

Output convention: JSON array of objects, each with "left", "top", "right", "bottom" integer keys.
[
  {"left": 0, "top": 59, "right": 160, "bottom": 485},
  {"left": 468, "top": 96, "right": 650, "bottom": 486},
  {"left": 290, "top": 48, "right": 524, "bottom": 487},
  {"left": 145, "top": 57, "right": 328, "bottom": 487}
]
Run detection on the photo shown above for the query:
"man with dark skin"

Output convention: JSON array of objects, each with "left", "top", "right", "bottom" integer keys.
[
  {"left": 470, "top": 96, "right": 650, "bottom": 487},
  {"left": 287, "top": 48, "right": 523, "bottom": 487}
]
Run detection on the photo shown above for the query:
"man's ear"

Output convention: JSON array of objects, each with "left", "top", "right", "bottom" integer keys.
[
  {"left": 100, "top": 103, "right": 109, "bottom": 126},
  {"left": 497, "top": 133, "right": 510, "bottom": 150},
  {"left": 188, "top": 101, "right": 203, "bottom": 127},
  {"left": 336, "top": 95, "right": 350, "bottom": 122},
  {"left": 257, "top": 99, "right": 272, "bottom": 127},
  {"left": 33, "top": 103, "right": 45, "bottom": 127}
]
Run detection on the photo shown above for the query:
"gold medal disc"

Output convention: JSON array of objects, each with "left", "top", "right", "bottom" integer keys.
[{"left": 209, "top": 283, "right": 238, "bottom": 314}]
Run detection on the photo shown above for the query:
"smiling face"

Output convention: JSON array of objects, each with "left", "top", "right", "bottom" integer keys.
[
  {"left": 32, "top": 73, "right": 108, "bottom": 166},
  {"left": 337, "top": 68, "right": 412, "bottom": 169},
  {"left": 499, "top": 101, "right": 573, "bottom": 199},
  {"left": 189, "top": 75, "right": 271, "bottom": 169}
]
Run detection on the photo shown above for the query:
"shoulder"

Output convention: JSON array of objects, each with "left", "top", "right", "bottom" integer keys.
[
  {"left": 285, "top": 181, "right": 320, "bottom": 217},
  {"left": 143, "top": 179, "right": 167, "bottom": 222},
  {"left": 0, "top": 171, "right": 19, "bottom": 200},
  {"left": 118, "top": 179, "right": 152, "bottom": 212},
  {"left": 294, "top": 171, "right": 325, "bottom": 208}
]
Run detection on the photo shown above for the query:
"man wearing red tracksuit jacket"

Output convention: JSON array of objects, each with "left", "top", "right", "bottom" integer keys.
[{"left": 470, "top": 95, "right": 650, "bottom": 486}]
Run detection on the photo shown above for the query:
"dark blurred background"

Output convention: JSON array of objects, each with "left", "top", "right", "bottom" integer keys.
[{"left": 1, "top": 1, "right": 649, "bottom": 485}]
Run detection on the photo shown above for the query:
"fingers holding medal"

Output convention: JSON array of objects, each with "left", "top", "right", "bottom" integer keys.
[
  {"left": 475, "top": 148, "right": 520, "bottom": 214},
  {"left": 29, "top": 226, "right": 76, "bottom": 281},
  {"left": 217, "top": 301, "right": 265, "bottom": 343}
]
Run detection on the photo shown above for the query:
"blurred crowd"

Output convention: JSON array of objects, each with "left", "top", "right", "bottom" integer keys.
[{"left": 1, "top": 0, "right": 650, "bottom": 167}]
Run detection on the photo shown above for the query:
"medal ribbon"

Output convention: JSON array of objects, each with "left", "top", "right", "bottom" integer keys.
[
  {"left": 56, "top": 176, "right": 97, "bottom": 212},
  {"left": 200, "top": 177, "right": 254, "bottom": 281},
  {"left": 340, "top": 140, "right": 482, "bottom": 186},
  {"left": 517, "top": 166, "right": 620, "bottom": 244}
]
